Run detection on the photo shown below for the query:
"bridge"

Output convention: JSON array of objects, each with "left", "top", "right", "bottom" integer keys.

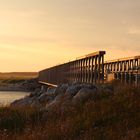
[
  {"left": 104, "top": 56, "right": 140, "bottom": 85},
  {"left": 39, "top": 51, "right": 106, "bottom": 86},
  {"left": 39, "top": 51, "right": 140, "bottom": 86}
]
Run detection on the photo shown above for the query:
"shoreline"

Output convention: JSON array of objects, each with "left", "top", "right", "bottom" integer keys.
[
  {"left": 0, "top": 87, "right": 28, "bottom": 92},
  {"left": 0, "top": 78, "right": 41, "bottom": 93},
  {"left": 0, "top": 85, "right": 30, "bottom": 92},
  {"left": 0, "top": 81, "right": 139, "bottom": 139}
]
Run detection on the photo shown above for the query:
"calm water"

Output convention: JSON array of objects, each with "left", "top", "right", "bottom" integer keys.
[{"left": 0, "top": 91, "right": 30, "bottom": 105}]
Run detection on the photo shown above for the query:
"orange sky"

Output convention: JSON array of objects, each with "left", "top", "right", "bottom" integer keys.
[{"left": 0, "top": 0, "right": 140, "bottom": 72}]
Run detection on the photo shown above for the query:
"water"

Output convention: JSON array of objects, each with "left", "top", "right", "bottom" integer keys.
[{"left": 0, "top": 91, "right": 30, "bottom": 105}]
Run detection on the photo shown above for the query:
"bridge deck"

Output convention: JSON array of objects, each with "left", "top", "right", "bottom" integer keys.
[
  {"left": 39, "top": 51, "right": 106, "bottom": 85},
  {"left": 39, "top": 51, "right": 140, "bottom": 85}
]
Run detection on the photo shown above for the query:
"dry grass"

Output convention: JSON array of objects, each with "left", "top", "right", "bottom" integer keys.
[
  {"left": 0, "top": 83, "right": 140, "bottom": 140},
  {"left": 0, "top": 72, "right": 38, "bottom": 81},
  {"left": 0, "top": 72, "right": 38, "bottom": 86}
]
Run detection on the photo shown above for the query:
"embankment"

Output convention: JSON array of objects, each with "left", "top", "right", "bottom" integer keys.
[
  {"left": 0, "top": 78, "right": 41, "bottom": 92},
  {"left": 0, "top": 81, "right": 139, "bottom": 140}
]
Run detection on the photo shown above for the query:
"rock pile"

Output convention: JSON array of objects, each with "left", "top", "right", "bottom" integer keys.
[{"left": 11, "top": 83, "right": 114, "bottom": 111}]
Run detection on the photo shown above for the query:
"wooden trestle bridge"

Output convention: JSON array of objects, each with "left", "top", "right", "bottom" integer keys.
[{"left": 39, "top": 51, "right": 140, "bottom": 86}]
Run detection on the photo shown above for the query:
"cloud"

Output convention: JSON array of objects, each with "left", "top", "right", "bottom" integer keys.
[
  {"left": 0, "top": 35, "right": 58, "bottom": 45},
  {"left": 127, "top": 28, "right": 140, "bottom": 35}
]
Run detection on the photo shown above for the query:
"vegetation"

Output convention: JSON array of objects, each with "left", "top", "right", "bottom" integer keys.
[
  {"left": 0, "top": 72, "right": 38, "bottom": 83},
  {"left": 0, "top": 73, "right": 39, "bottom": 91},
  {"left": 0, "top": 82, "right": 140, "bottom": 140}
]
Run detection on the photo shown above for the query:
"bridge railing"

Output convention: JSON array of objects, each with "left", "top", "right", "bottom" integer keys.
[
  {"left": 104, "top": 56, "right": 140, "bottom": 85},
  {"left": 39, "top": 52, "right": 140, "bottom": 85},
  {"left": 39, "top": 51, "right": 106, "bottom": 85},
  {"left": 104, "top": 56, "right": 140, "bottom": 73}
]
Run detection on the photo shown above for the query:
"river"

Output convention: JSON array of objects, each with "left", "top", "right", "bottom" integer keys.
[{"left": 0, "top": 91, "right": 30, "bottom": 105}]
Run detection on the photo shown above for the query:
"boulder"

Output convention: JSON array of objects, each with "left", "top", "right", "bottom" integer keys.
[
  {"left": 31, "top": 99, "right": 42, "bottom": 109},
  {"left": 45, "top": 98, "right": 60, "bottom": 111},
  {"left": 72, "top": 87, "right": 97, "bottom": 104},
  {"left": 46, "top": 87, "right": 56, "bottom": 95},
  {"left": 81, "top": 83, "right": 97, "bottom": 90},
  {"left": 59, "top": 84, "right": 69, "bottom": 93},
  {"left": 45, "top": 93, "right": 65, "bottom": 110},
  {"left": 38, "top": 93, "right": 54, "bottom": 104},
  {"left": 65, "top": 84, "right": 81, "bottom": 96},
  {"left": 11, "top": 96, "right": 33, "bottom": 107},
  {"left": 21, "top": 78, "right": 41, "bottom": 91},
  {"left": 51, "top": 84, "right": 68, "bottom": 98},
  {"left": 29, "top": 88, "right": 41, "bottom": 97}
]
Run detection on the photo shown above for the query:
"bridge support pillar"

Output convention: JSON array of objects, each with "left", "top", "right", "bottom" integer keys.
[
  {"left": 94, "top": 56, "right": 97, "bottom": 83},
  {"left": 91, "top": 57, "right": 94, "bottom": 83},
  {"left": 135, "top": 74, "right": 138, "bottom": 85},
  {"left": 121, "top": 73, "right": 125, "bottom": 82},
  {"left": 117, "top": 73, "right": 121, "bottom": 80},
  {"left": 125, "top": 73, "right": 129, "bottom": 84}
]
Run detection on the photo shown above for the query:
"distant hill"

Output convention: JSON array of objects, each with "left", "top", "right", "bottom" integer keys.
[{"left": 0, "top": 72, "right": 38, "bottom": 80}]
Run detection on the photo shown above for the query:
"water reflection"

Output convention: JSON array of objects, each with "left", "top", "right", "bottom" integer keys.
[{"left": 0, "top": 91, "right": 30, "bottom": 105}]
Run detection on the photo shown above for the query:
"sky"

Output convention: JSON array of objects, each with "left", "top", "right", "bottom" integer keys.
[{"left": 0, "top": 0, "right": 140, "bottom": 72}]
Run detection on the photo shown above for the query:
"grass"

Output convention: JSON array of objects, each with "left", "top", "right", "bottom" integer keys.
[
  {"left": 0, "top": 72, "right": 38, "bottom": 84},
  {"left": 0, "top": 82, "right": 139, "bottom": 140},
  {"left": 0, "top": 72, "right": 38, "bottom": 79}
]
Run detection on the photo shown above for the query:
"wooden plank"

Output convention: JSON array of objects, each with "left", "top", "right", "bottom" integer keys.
[{"left": 39, "top": 81, "right": 58, "bottom": 87}]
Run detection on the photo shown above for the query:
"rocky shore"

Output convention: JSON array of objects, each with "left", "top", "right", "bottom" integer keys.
[
  {"left": 11, "top": 82, "right": 114, "bottom": 111},
  {"left": 1, "top": 81, "right": 139, "bottom": 140},
  {"left": 0, "top": 78, "right": 41, "bottom": 92}
]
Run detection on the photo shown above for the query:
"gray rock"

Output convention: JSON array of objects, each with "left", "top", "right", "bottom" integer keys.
[
  {"left": 45, "top": 99, "right": 60, "bottom": 111},
  {"left": 52, "top": 84, "right": 68, "bottom": 97},
  {"left": 40, "top": 85, "right": 48, "bottom": 93},
  {"left": 38, "top": 93, "right": 54, "bottom": 104},
  {"left": 65, "top": 84, "right": 82, "bottom": 96},
  {"left": 31, "top": 99, "right": 42, "bottom": 109},
  {"left": 11, "top": 96, "right": 33, "bottom": 107},
  {"left": 29, "top": 88, "right": 41, "bottom": 97},
  {"left": 46, "top": 87, "right": 56, "bottom": 95},
  {"left": 59, "top": 84, "right": 69, "bottom": 93},
  {"left": 72, "top": 81, "right": 81, "bottom": 86},
  {"left": 81, "top": 83, "right": 97, "bottom": 90},
  {"left": 54, "top": 93, "right": 64, "bottom": 101},
  {"left": 72, "top": 87, "right": 97, "bottom": 104},
  {"left": 45, "top": 93, "right": 65, "bottom": 110}
]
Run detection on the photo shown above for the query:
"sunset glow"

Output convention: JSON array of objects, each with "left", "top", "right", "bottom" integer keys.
[{"left": 0, "top": 0, "right": 140, "bottom": 72}]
